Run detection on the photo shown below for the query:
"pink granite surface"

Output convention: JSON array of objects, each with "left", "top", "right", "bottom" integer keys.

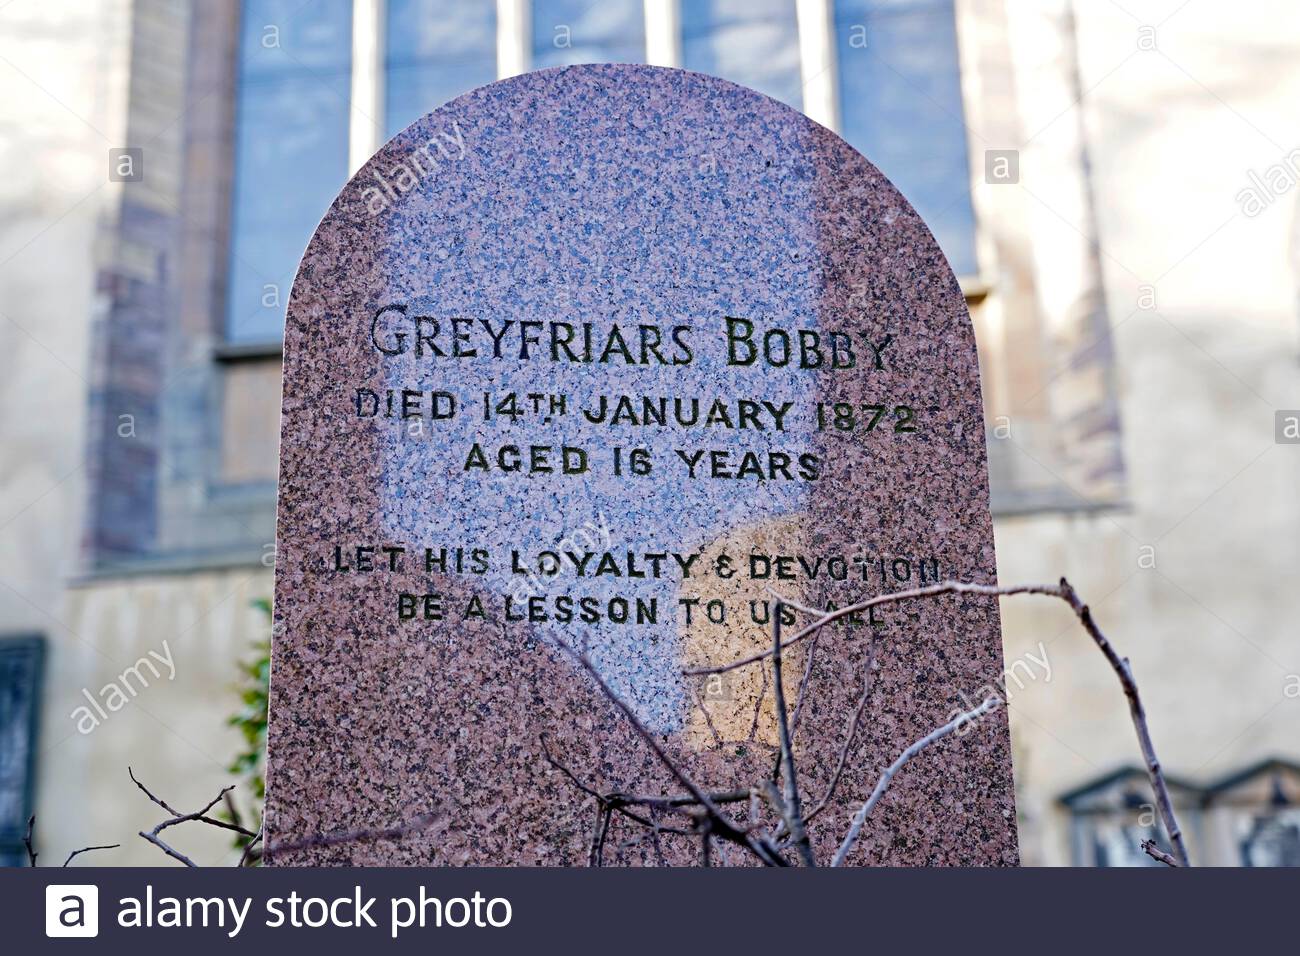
[{"left": 267, "top": 64, "right": 1017, "bottom": 865}]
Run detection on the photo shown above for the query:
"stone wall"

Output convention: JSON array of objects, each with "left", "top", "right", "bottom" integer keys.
[{"left": 992, "top": 0, "right": 1300, "bottom": 864}]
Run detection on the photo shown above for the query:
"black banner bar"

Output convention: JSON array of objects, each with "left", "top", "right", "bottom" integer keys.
[{"left": 5, "top": 868, "right": 1295, "bottom": 952}]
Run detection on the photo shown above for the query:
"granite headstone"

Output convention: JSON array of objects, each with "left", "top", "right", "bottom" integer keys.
[{"left": 267, "top": 64, "right": 1017, "bottom": 865}]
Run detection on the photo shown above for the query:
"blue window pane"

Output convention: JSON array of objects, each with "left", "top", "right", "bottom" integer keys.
[
  {"left": 681, "top": 0, "right": 802, "bottom": 111},
  {"left": 835, "top": 0, "right": 977, "bottom": 276},
  {"left": 531, "top": 0, "right": 645, "bottom": 68},
  {"left": 385, "top": 0, "right": 497, "bottom": 138},
  {"left": 227, "top": 0, "right": 353, "bottom": 344},
  {"left": 0, "top": 637, "right": 43, "bottom": 867}
]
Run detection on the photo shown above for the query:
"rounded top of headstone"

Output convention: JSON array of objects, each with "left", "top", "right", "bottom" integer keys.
[{"left": 288, "top": 63, "right": 968, "bottom": 346}]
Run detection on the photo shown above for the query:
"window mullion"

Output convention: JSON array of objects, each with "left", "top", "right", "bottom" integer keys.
[
  {"left": 796, "top": 0, "right": 838, "bottom": 131},
  {"left": 349, "top": 0, "right": 386, "bottom": 172},
  {"left": 497, "top": 0, "right": 530, "bottom": 78},
  {"left": 644, "top": 0, "right": 680, "bottom": 67}
]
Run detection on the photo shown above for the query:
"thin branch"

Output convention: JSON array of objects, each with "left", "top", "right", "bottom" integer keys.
[
  {"left": 786, "top": 623, "right": 823, "bottom": 743},
  {"left": 704, "top": 579, "right": 1190, "bottom": 868},
  {"left": 647, "top": 806, "right": 667, "bottom": 866},
  {"left": 238, "top": 824, "right": 264, "bottom": 867},
  {"left": 540, "top": 734, "right": 605, "bottom": 803},
  {"left": 746, "top": 665, "right": 770, "bottom": 744},
  {"left": 554, "top": 640, "right": 786, "bottom": 866},
  {"left": 1142, "top": 839, "right": 1180, "bottom": 867},
  {"left": 564, "top": 647, "right": 721, "bottom": 816},
  {"left": 603, "top": 789, "right": 752, "bottom": 810},
  {"left": 687, "top": 582, "right": 1061, "bottom": 677},
  {"left": 223, "top": 790, "right": 244, "bottom": 831},
  {"left": 758, "top": 778, "right": 788, "bottom": 836},
  {"left": 769, "top": 588, "right": 826, "bottom": 745},
  {"left": 1055, "top": 578, "right": 1191, "bottom": 867},
  {"left": 805, "top": 631, "right": 880, "bottom": 824},
  {"left": 23, "top": 815, "right": 119, "bottom": 868},
  {"left": 139, "top": 829, "right": 197, "bottom": 866},
  {"left": 538, "top": 734, "right": 701, "bottom": 837},
  {"left": 129, "top": 767, "right": 253, "bottom": 866},
  {"left": 128, "top": 766, "right": 186, "bottom": 816},
  {"left": 542, "top": 734, "right": 738, "bottom": 815},
  {"left": 590, "top": 802, "right": 612, "bottom": 866},
  {"left": 24, "top": 815, "right": 36, "bottom": 867},
  {"left": 259, "top": 815, "right": 441, "bottom": 861},
  {"left": 690, "top": 680, "right": 725, "bottom": 748},
  {"left": 63, "top": 844, "right": 120, "bottom": 867},
  {"left": 769, "top": 595, "right": 827, "bottom": 792},
  {"left": 770, "top": 602, "right": 815, "bottom": 866},
  {"left": 129, "top": 767, "right": 254, "bottom": 838},
  {"left": 832, "top": 697, "right": 1000, "bottom": 867}
]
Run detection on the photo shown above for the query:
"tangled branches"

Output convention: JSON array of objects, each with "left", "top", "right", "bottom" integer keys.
[{"left": 546, "top": 577, "right": 1188, "bottom": 867}]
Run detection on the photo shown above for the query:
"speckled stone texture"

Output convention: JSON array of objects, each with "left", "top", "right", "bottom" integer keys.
[{"left": 268, "top": 64, "right": 1017, "bottom": 865}]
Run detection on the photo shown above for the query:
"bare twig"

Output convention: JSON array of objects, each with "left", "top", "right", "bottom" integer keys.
[
  {"left": 63, "top": 844, "right": 121, "bottom": 867},
  {"left": 690, "top": 680, "right": 725, "bottom": 748},
  {"left": 223, "top": 790, "right": 243, "bottom": 831},
  {"left": 33, "top": 769, "right": 433, "bottom": 867},
  {"left": 24, "top": 815, "right": 36, "bottom": 867},
  {"left": 758, "top": 777, "right": 790, "bottom": 846},
  {"left": 647, "top": 806, "right": 667, "bottom": 866},
  {"left": 805, "top": 632, "right": 880, "bottom": 824},
  {"left": 590, "top": 802, "right": 612, "bottom": 866},
  {"left": 129, "top": 768, "right": 253, "bottom": 839},
  {"left": 130, "top": 767, "right": 250, "bottom": 866},
  {"left": 770, "top": 602, "right": 815, "bottom": 866},
  {"left": 1054, "top": 579, "right": 1191, "bottom": 868},
  {"left": 767, "top": 596, "right": 826, "bottom": 789},
  {"left": 685, "top": 582, "right": 1060, "bottom": 676},
  {"left": 259, "top": 815, "right": 441, "bottom": 861},
  {"left": 746, "top": 665, "right": 770, "bottom": 744},
  {"left": 23, "top": 812, "right": 120, "bottom": 868},
  {"left": 779, "top": 593, "right": 826, "bottom": 745},
  {"left": 238, "top": 823, "right": 264, "bottom": 867},
  {"left": 701, "top": 579, "right": 1190, "bottom": 867},
  {"left": 1141, "top": 839, "right": 1180, "bottom": 868},
  {"left": 832, "top": 697, "right": 1000, "bottom": 867},
  {"left": 554, "top": 640, "right": 786, "bottom": 865},
  {"left": 538, "top": 734, "right": 712, "bottom": 836}
]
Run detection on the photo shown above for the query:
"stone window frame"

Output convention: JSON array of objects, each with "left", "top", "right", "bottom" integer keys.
[
  {"left": 1059, "top": 766, "right": 1200, "bottom": 867},
  {"left": 81, "top": 0, "right": 1119, "bottom": 575},
  {"left": 1061, "top": 760, "right": 1300, "bottom": 866}
]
